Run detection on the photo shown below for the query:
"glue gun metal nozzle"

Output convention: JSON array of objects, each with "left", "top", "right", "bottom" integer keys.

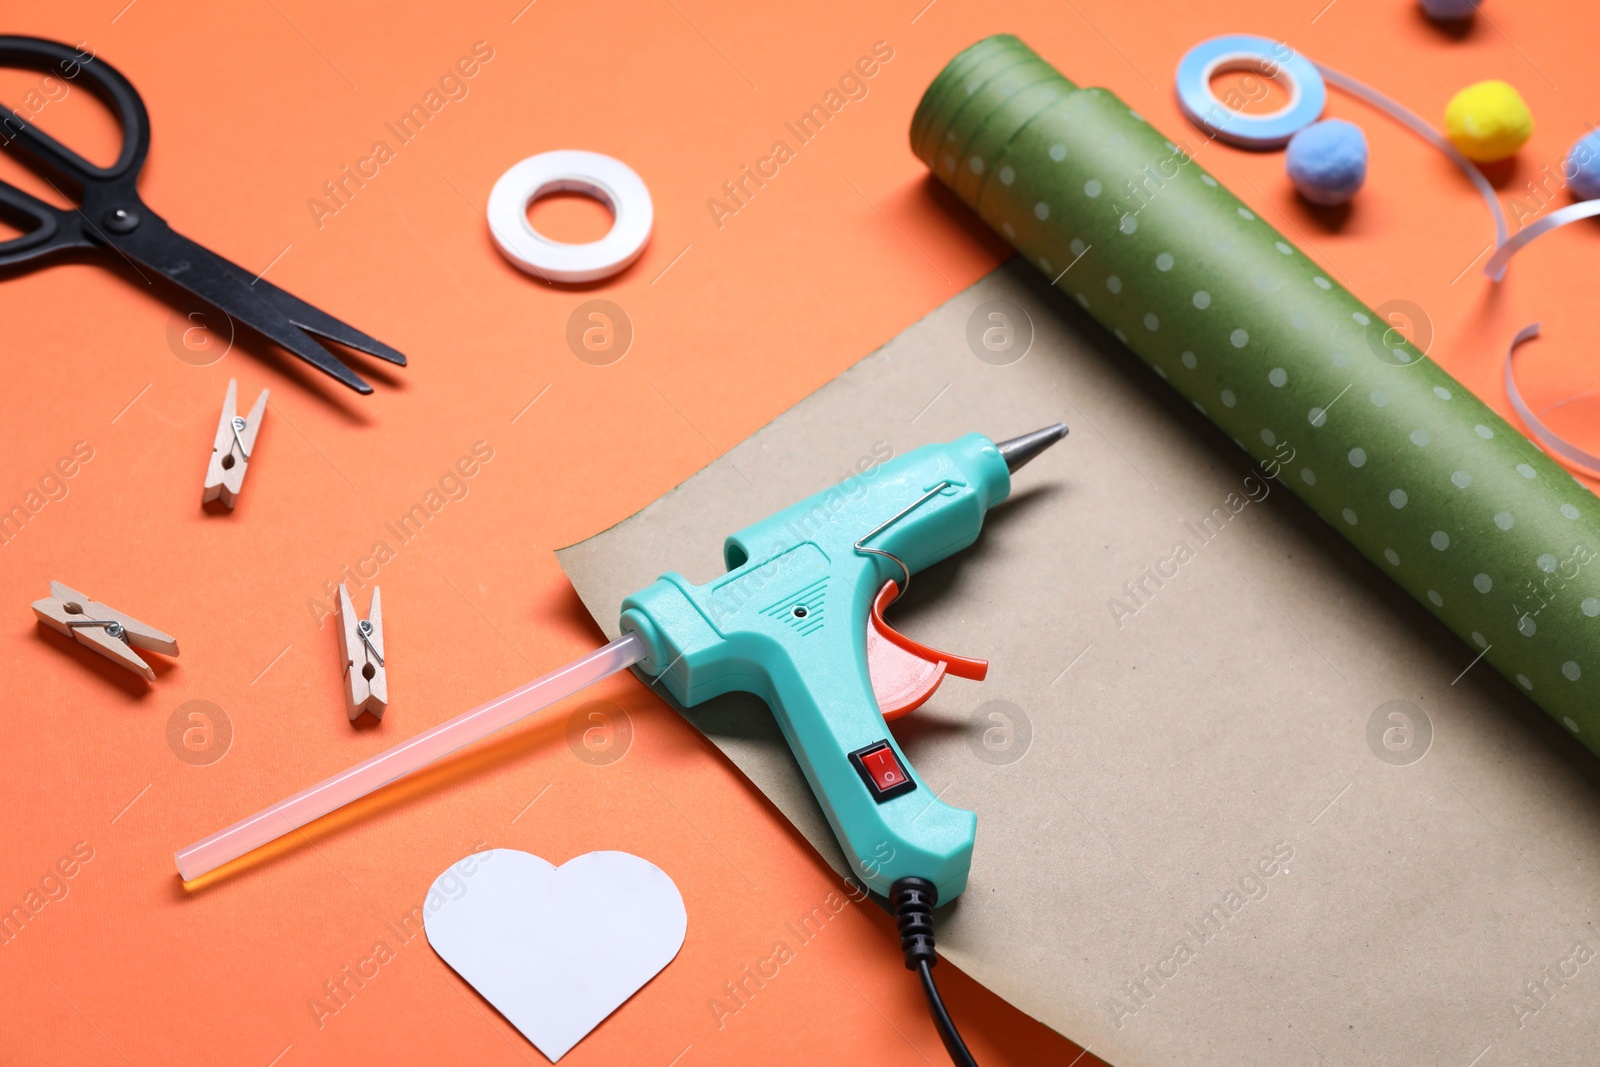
[{"left": 997, "top": 423, "right": 1069, "bottom": 473}]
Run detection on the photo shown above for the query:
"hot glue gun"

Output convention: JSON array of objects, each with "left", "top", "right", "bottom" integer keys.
[{"left": 619, "top": 424, "right": 1068, "bottom": 903}]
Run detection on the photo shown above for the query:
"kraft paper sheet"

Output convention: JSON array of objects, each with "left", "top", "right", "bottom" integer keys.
[{"left": 559, "top": 260, "right": 1600, "bottom": 1067}]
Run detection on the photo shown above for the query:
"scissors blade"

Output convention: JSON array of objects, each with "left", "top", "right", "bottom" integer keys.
[
  {"left": 104, "top": 215, "right": 373, "bottom": 393},
  {"left": 220, "top": 263, "right": 407, "bottom": 367}
]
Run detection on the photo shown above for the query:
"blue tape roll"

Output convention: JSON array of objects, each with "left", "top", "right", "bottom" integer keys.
[{"left": 1175, "top": 34, "right": 1326, "bottom": 149}]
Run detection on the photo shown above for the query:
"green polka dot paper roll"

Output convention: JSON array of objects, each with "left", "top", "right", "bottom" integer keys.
[{"left": 914, "top": 35, "right": 1600, "bottom": 750}]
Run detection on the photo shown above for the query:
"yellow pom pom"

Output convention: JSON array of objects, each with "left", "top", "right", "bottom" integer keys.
[{"left": 1445, "top": 80, "right": 1533, "bottom": 163}]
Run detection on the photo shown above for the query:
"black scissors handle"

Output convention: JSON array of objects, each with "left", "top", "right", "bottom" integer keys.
[{"left": 0, "top": 36, "right": 149, "bottom": 266}]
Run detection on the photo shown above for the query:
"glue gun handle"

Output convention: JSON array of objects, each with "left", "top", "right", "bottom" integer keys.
[{"left": 772, "top": 653, "right": 977, "bottom": 899}]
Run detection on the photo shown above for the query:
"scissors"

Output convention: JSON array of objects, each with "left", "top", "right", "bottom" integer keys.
[{"left": 0, "top": 36, "right": 405, "bottom": 394}]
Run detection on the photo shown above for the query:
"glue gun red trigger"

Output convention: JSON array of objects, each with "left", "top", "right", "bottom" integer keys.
[{"left": 866, "top": 580, "right": 988, "bottom": 720}]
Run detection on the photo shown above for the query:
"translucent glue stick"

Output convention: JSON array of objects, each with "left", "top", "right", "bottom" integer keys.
[{"left": 175, "top": 633, "right": 647, "bottom": 880}]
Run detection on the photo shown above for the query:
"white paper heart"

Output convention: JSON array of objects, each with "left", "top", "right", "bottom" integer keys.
[{"left": 423, "top": 849, "right": 687, "bottom": 1061}]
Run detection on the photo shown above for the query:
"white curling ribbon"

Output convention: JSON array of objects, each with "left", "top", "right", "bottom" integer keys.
[
  {"left": 1311, "top": 62, "right": 1510, "bottom": 276},
  {"left": 1483, "top": 200, "right": 1600, "bottom": 279},
  {"left": 1504, "top": 323, "right": 1600, "bottom": 479}
]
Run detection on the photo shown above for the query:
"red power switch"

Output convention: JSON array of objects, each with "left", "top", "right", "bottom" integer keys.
[{"left": 849, "top": 741, "right": 918, "bottom": 802}]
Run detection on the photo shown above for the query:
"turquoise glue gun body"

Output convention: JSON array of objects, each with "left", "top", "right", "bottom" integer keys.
[{"left": 619, "top": 427, "right": 1066, "bottom": 902}]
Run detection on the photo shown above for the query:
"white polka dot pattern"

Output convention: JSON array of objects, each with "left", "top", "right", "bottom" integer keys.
[{"left": 915, "top": 35, "right": 1600, "bottom": 748}]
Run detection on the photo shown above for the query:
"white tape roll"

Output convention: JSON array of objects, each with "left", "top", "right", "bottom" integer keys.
[{"left": 487, "top": 151, "right": 653, "bottom": 283}]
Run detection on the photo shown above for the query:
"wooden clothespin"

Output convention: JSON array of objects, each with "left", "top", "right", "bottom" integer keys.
[
  {"left": 203, "top": 378, "right": 268, "bottom": 509},
  {"left": 337, "top": 584, "right": 387, "bottom": 721},
  {"left": 32, "top": 581, "right": 179, "bottom": 681}
]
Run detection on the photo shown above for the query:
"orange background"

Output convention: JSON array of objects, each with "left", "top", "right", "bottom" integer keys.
[{"left": 2, "top": 0, "right": 1596, "bottom": 1064}]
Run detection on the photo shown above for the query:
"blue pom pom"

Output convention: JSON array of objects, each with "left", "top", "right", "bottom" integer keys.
[
  {"left": 1286, "top": 119, "right": 1368, "bottom": 206},
  {"left": 1419, "top": 0, "right": 1481, "bottom": 19},
  {"left": 1568, "top": 131, "right": 1600, "bottom": 201}
]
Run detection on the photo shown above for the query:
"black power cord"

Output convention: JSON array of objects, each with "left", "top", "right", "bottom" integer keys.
[{"left": 890, "top": 876, "right": 978, "bottom": 1067}]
